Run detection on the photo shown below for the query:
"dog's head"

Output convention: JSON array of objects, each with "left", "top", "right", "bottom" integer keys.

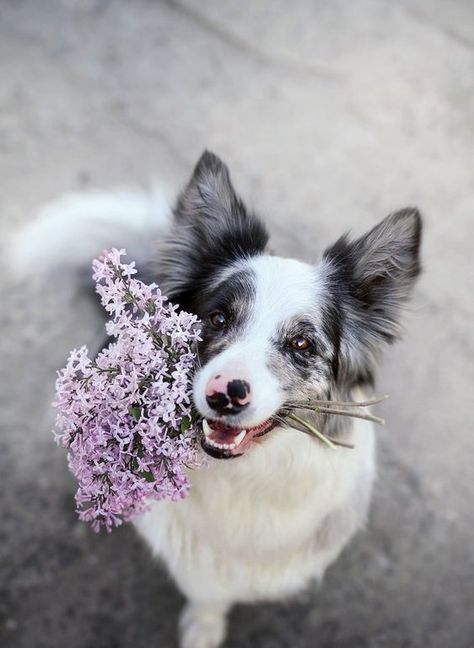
[{"left": 158, "top": 151, "right": 422, "bottom": 459}]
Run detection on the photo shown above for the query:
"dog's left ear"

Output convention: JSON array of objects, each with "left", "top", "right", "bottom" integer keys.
[
  {"left": 323, "top": 209, "right": 422, "bottom": 376},
  {"left": 158, "top": 151, "right": 268, "bottom": 309}
]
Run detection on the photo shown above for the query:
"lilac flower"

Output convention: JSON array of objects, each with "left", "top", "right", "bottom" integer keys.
[{"left": 53, "top": 249, "right": 203, "bottom": 532}]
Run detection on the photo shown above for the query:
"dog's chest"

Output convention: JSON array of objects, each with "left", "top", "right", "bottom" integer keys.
[
  {"left": 190, "top": 438, "right": 355, "bottom": 546},
  {"left": 140, "top": 427, "right": 365, "bottom": 551},
  {"left": 135, "top": 424, "right": 374, "bottom": 601}
]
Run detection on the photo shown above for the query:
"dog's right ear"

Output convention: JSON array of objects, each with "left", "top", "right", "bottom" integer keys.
[
  {"left": 175, "top": 150, "right": 242, "bottom": 222},
  {"left": 157, "top": 151, "right": 268, "bottom": 309}
]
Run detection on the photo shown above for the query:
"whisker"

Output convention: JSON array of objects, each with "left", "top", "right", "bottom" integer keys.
[
  {"left": 271, "top": 413, "right": 289, "bottom": 427},
  {"left": 193, "top": 343, "right": 203, "bottom": 369}
]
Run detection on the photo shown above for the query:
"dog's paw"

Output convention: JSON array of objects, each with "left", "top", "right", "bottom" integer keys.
[{"left": 179, "top": 601, "right": 228, "bottom": 648}]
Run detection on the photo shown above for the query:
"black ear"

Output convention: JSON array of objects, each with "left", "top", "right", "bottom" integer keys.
[
  {"left": 323, "top": 208, "right": 422, "bottom": 383},
  {"left": 157, "top": 151, "right": 268, "bottom": 309},
  {"left": 175, "top": 150, "right": 242, "bottom": 221}
]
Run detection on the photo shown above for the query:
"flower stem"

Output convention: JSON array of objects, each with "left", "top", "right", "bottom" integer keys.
[
  {"left": 291, "top": 405, "right": 385, "bottom": 426},
  {"left": 287, "top": 413, "right": 337, "bottom": 449}
]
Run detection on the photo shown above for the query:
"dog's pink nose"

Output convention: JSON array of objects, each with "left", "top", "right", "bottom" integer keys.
[
  {"left": 205, "top": 374, "right": 229, "bottom": 399},
  {"left": 205, "top": 375, "right": 251, "bottom": 414}
]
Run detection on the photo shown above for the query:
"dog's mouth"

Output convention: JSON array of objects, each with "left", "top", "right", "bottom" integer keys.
[{"left": 200, "top": 417, "right": 279, "bottom": 459}]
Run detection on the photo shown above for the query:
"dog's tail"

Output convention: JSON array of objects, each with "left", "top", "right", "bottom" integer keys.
[{"left": 8, "top": 187, "right": 172, "bottom": 282}]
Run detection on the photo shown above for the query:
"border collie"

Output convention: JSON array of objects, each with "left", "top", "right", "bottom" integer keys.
[{"left": 12, "top": 151, "right": 422, "bottom": 648}]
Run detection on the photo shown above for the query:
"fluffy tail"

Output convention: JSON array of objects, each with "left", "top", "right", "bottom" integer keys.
[{"left": 8, "top": 187, "right": 172, "bottom": 281}]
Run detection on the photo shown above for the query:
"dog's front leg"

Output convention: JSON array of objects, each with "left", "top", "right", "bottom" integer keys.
[{"left": 179, "top": 599, "right": 231, "bottom": 648}]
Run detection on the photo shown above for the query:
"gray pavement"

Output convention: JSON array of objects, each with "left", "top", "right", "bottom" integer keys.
[{"left": 1, "top": 1, "right": 473, "bottom": 647}]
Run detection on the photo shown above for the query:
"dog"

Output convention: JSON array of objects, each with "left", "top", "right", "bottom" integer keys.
[{"left": 12, "top": 151, "right": 422, "bottom": 648}]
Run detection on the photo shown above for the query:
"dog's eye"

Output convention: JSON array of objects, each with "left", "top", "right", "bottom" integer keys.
[
  {"left": 209, "top": 311, "right": 227, "bottom": 330},
  {"left": 289, "top": 335, "right": 313, "bottom": 351}
]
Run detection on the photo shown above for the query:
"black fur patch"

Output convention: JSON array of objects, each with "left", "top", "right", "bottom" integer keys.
[
  {"left": 320, "top": 301, "right": 343, "bottom": 380},
  {"left": 322, "top": 208, "right": 422, "bottom": 388},
  {"left": 156, "top": 151, "right": 268, "bottom": 313},
  {"left": 272, "top": 319, "right": 320, "bottom": 381},
  {"left": 196, "top": 268, "right": 256, "bottom": 363}
]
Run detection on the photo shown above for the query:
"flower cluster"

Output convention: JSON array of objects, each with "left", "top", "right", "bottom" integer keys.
[{"left": 53, "top": 249, "right": 203, "bottom": 532}]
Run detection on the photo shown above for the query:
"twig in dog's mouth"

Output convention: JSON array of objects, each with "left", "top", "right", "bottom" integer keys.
[{"left": 273, "top": 395, "right": 388, "bottom": 450}]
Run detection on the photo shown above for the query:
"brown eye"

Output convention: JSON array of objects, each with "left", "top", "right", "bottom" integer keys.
[
  {"left": 209, "top": 311, "right": 227, "bottom": 330},
  {"left": 289, "top": 335, "right": 313, "bottom": 351}
]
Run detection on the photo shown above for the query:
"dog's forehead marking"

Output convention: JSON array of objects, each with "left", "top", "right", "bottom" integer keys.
[
  {"left": 214, "top": 255, "right": 323, "bottom": 335},
  {"left": 249, "top": 255, "right": 321, "bottom": 321}
]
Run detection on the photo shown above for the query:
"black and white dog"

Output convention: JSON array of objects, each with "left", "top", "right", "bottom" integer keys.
[{"left": 14, "top": 151, "right": 422, "bottom": 648}]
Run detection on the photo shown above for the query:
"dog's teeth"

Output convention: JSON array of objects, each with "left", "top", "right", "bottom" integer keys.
[
  {"left": 202, "top": 419, "right": 212, "bottom": 438},
  {"left": 206, "top": 437, "right": 228, "bottom": 451},
  {"left": 234, "top": 430, "right": 247, "bottom": 446},
  {"left": 202, "top": 421, "right": 244, "bottom": 452}
]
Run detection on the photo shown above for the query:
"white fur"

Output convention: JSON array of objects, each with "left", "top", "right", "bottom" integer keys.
[
  {"left": 136, "top": 419, "right": 374, "bottom": 600},
  {"left": 136, "top": 417, "right": 375, "bottom": 646},
  {"left": 138, "top": 255, "right": 376, "bottom": 647},
  {"left": 15, "top": 189, "right": 376, "bottom": 648},
  {"left": 8, "top": 188, "right": 172, "bottom": 280},
  {"left": 194, "top": 256, "right": 323, "bottom": 427}
]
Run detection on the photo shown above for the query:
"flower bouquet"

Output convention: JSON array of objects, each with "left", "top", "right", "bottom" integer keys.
[{"left": 53, "top": 249, "right": 203, "bottom": 532}]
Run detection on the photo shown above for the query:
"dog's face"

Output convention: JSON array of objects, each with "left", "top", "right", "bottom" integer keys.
[
  {"left": 158, "top": 151, "right": 422, "bottom": 459},
  {"left": 193, "top": 255, "right": 331, "bottom": 457}
]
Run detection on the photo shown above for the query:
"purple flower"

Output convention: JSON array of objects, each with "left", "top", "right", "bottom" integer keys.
[{"left": 53, "top": 249, "right": 203, "bottom": 532}]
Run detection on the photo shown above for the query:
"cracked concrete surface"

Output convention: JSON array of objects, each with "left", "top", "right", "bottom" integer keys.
[{"left": 1, "top": 1, "right": 473, "bottom": 647}]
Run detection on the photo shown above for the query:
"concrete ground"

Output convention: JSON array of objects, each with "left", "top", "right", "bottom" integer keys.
[{"left": 1, "top": 1, "right": 473, "bottom": 646}]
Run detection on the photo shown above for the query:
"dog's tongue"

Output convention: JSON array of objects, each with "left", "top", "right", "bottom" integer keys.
[
  {"left": 202, "top": 418, "right": 277, "bottom": 456},
  {"left": 204, "top": 420, "right": 245, "bottom": 444},
  {"left": 202, "top": 418, "right": 276, "bottom": 454}
]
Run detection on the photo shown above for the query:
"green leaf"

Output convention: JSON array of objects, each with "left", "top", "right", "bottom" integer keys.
[
  {"left": 180, "top": 417, "right": 191, "bottom": 433},
  {"left": 123, "top": 292, "right": 135, "bottom": 304},
  {"left": 146, "top": 300, "right": 156, "bottom": 315},
  {"left": 129, "top": 405, "right": 141, "bottom": 420}
]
